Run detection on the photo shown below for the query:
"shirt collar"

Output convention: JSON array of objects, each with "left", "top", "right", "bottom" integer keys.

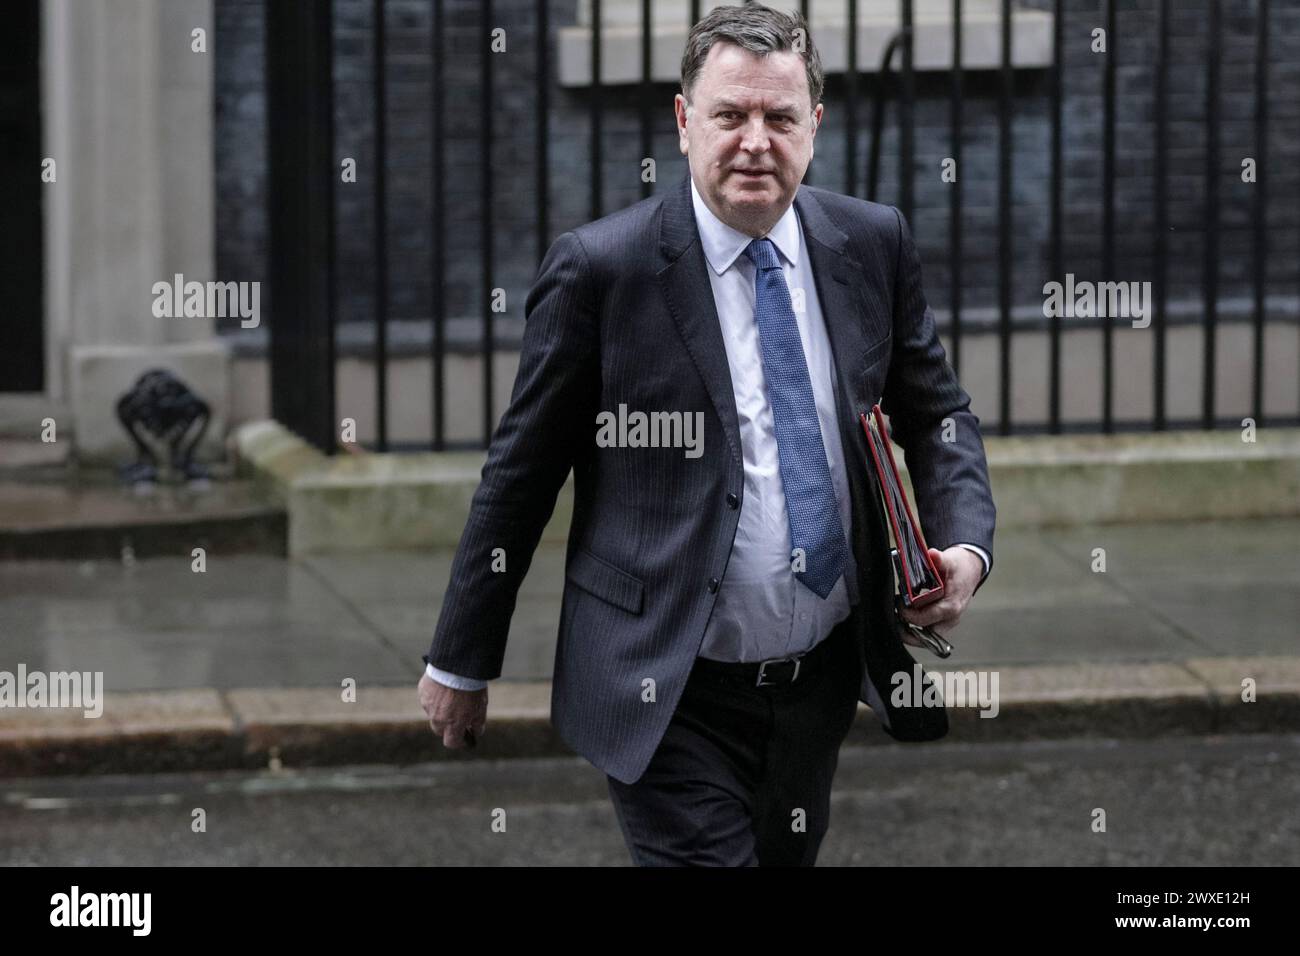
[{"left": 689, "top": 175, "right": 801, "bottom": 276}]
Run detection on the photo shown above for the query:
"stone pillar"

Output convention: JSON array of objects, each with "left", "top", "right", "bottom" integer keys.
[{"left": 42, "top": 0, "right": 229, "bottom": 464}]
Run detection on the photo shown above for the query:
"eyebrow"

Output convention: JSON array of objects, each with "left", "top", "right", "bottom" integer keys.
[{"left": 712, "top": 100, "right": 801, "bottom": 115}]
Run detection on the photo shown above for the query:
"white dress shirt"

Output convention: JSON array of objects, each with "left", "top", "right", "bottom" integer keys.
[
  {"left": 425, "top": 179, "right": 990, "bottom": 690},
  {"left": 688, "top": 176, "right": 856, "bottom": 662}
]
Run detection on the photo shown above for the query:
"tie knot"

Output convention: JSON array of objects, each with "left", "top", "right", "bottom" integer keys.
[{"left": 744, "top": 238, "right": 780, "bottom": 271}]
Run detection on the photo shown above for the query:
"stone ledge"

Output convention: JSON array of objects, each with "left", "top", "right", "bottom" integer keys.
[
  {"left": 236, "top": 419, "right": 1300, "bottom": 554},
  {"left": 983, "top": 428, "right": 1300, "bottom": 528},
  {"left": 233, "top": 420, "right": 572, "bottom": 556},
  {"left": 984, "top": 428, "right": 1300, "bottom": 466}
]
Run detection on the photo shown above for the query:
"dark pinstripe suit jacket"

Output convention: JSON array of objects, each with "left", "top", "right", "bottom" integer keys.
[{"left": 425, "top": 173, "right": 996, "bottom": 785}]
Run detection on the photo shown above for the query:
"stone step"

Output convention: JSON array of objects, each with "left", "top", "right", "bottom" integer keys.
[
  {"left": 0, "top": 438, "right": 71, "bottom": 480},
  {"left": 0, "top": 477, "right": 286, "bottom": 561}
]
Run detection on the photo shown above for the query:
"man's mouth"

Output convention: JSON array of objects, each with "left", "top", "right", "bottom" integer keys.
[{"left": 734, "top": 169, "right": 773, "bottom": 178}]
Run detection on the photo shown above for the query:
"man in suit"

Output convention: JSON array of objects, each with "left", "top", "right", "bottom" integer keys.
[{"left": 417, "top": 1, "right": 995, "bottom": 866}]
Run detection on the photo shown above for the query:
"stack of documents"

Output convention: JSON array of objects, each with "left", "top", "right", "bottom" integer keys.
[{"left": 860, "top": 404, "right": 953, "bottom": 658}]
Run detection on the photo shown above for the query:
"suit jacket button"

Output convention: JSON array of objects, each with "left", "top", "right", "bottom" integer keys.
[
  {"left": 726, "top": 492, "right": 738, "bottom": 509},
  {"left": 707, "top": 577, "right": 719, "bottom": 593}
]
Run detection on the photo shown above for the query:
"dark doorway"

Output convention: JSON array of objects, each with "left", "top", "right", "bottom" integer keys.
[{"left": 0, "top": 0, "right": 44, "bottom": 392}]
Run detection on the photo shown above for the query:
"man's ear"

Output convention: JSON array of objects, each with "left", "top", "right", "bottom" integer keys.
[{"left": 674, "top": 94, "right": 690, "bottom": 155}]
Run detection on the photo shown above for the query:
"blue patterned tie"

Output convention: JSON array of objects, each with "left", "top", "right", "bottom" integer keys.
[{"left": 744, "top": 237, "right": 847, "bottom": 599}]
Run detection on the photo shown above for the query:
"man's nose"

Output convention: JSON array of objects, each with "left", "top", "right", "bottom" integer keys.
[{"left": 738, "top": 117, "right": 771, "bottom": 152}]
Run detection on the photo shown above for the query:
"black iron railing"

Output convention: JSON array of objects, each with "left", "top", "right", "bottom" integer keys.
[{"left": 264, "top": 0, "right": 1298, "bottom": 455}]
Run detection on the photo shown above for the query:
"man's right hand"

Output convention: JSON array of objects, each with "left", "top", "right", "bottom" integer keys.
[{"left": 418, "top": 673, "right": 488, "bottom": 750}]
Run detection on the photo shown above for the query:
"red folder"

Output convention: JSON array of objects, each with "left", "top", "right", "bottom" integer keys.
[{"left": 860, "top": 403, "right": 953, "bottom": 657}]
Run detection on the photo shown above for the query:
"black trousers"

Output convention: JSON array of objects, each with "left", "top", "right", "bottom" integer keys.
[{"left": 606, "top": 611, "right": 863, "bottom": 866}]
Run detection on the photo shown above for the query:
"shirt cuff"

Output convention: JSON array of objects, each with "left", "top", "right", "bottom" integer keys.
[
  {"left": 954, "top": 543, "right": 990, "bottom": 579},
  {"left": 424, "top": 662, "right": 489, "bottom": 692}
]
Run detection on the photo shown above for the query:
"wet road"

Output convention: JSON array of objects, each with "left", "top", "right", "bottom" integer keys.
[{"left": 2, "top": 734, "right": 1297, "bottom": 866}]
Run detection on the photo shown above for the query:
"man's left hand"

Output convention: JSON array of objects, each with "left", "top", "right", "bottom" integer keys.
[{"left": 896, "top": 546, "right": 984, "bottom": 640}]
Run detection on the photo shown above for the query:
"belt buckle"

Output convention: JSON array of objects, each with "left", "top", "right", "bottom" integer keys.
[{"left": 756, "top": 655, "right": 801, "bottom": 687}]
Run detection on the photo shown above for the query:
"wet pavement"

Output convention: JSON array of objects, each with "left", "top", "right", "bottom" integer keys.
[{"left": 0, "top": 517, "right": 1295, "bottom": 693}]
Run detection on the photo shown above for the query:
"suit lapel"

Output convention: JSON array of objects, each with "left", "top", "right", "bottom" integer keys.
[
  {"left": 794, "top": 186, "right": 892, "bottom": 596},
  {"left": 657, "top": 176, "right": 744, "bottom": 467},
  {"left": 795, "top": 185, "right": 891, "bottom": 422}
]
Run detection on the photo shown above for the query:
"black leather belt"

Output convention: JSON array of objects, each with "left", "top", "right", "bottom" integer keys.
[{"left": 692, "top": 622, "right": 845, "bottom": 688}]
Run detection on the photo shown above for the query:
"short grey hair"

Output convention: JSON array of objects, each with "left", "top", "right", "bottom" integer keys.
[{"left": 680, "top": 2, "right": 824, "bottom": 111}]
